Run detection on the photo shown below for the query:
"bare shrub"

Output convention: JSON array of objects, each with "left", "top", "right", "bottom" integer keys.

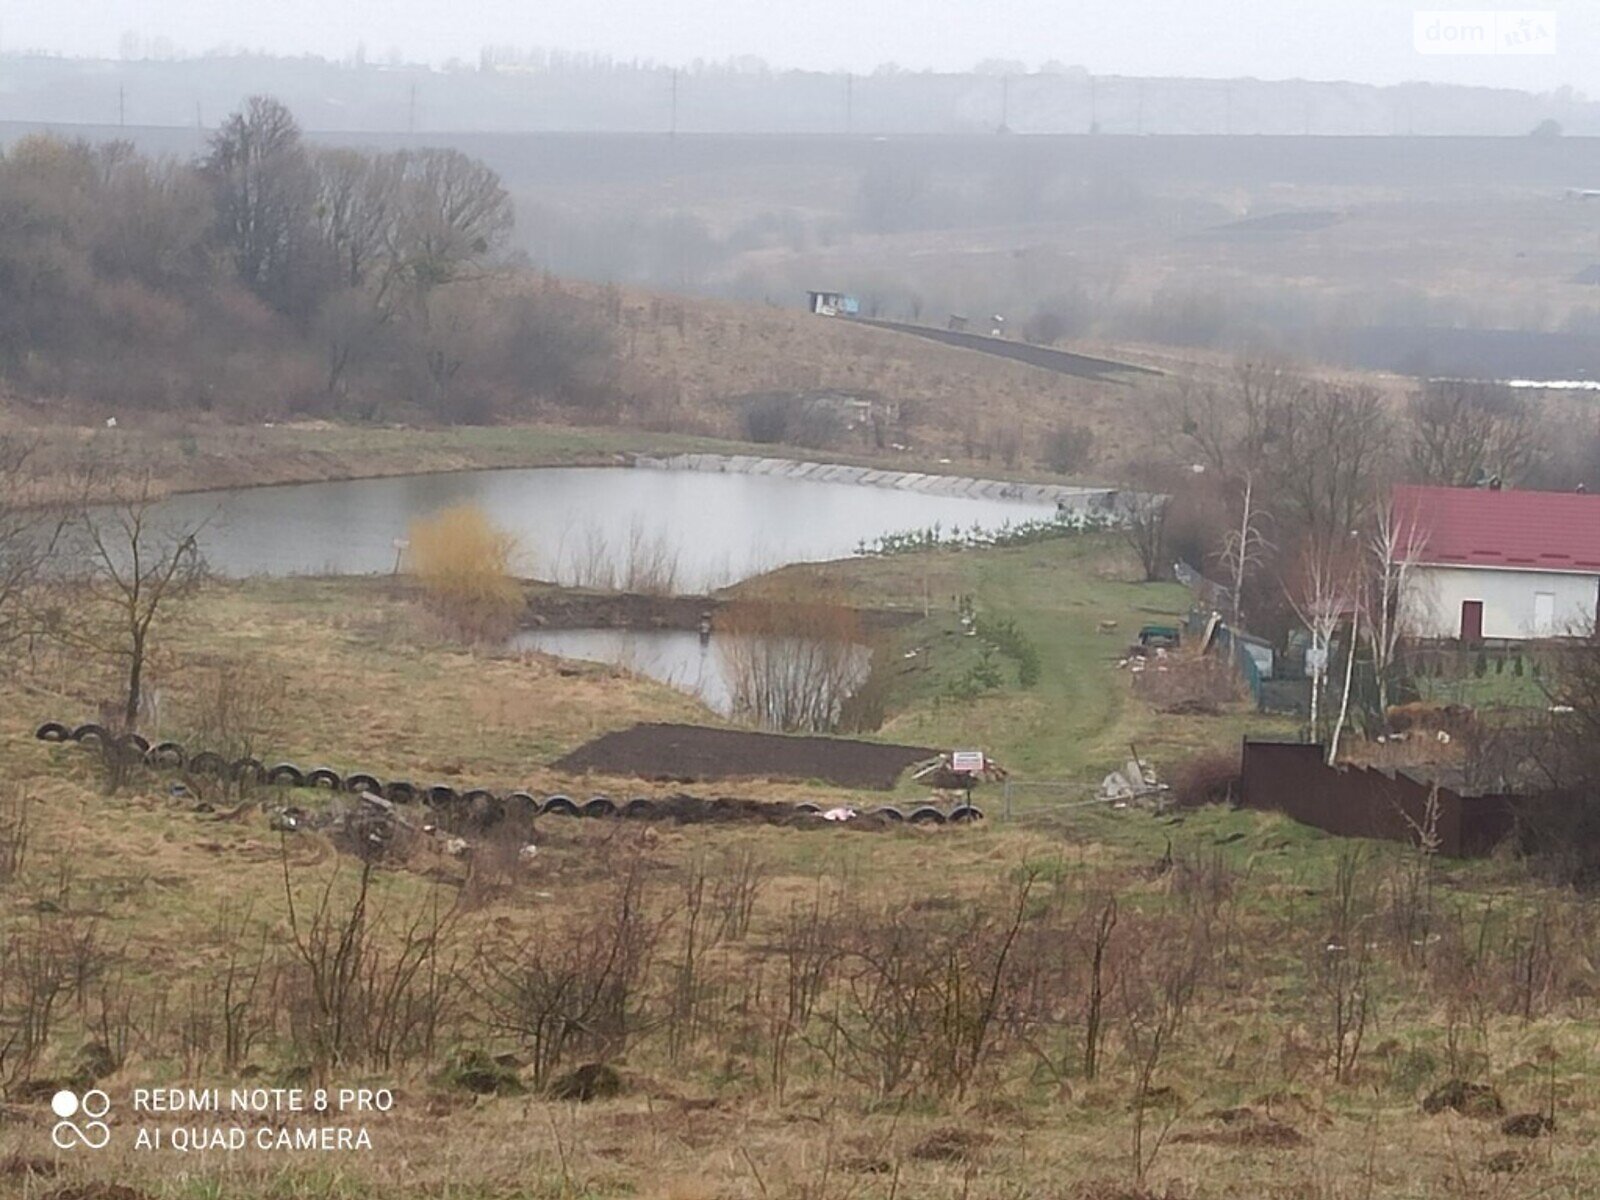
[
  {"left": 42, "top": 480, "right": 208, "bottom": 730},
  {"left": 556, "top": 518, "right": 680, "bottom": 594},
  {"left": 279, "top": 855, "right": 463, "bottom": 1074},
  {"left": 720, "top": 580, "right": 868, "bottom": 732},
  {"left": 0, "top": 916, "right": 110, "bottom": 1093},
  {"left": 476, "top": 856, "right": 655, "bottom": 1090},
  {"left": 0, "top": 790, "right": 30, "bottom": 885},
  {"left": 407, "top": 503, "right": 524, "bottom": 640},
  {"left": 1315, "top": 849, "right": 1377, "bottom": 1083},
  {"left": 1047, "top": 422, "right": 1097, "bottom": 475}
]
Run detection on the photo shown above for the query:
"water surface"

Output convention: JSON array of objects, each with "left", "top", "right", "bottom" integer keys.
[{"left": 147, "top": 466, "right": 1058, "bottom": 589}]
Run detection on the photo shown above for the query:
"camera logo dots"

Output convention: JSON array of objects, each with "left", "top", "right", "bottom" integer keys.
[{"left": 50, "top": 1089, "right": 112, "bottom": 1150}]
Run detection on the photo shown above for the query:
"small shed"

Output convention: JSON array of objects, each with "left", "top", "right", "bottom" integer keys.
[{"left": 806, "top": 290, "right": 859, "bottom": 317}]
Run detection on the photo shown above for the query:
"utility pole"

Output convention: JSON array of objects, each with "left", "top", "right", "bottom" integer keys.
[
  {"left": 845, "top": 72, "right": 853, "bottom": 134},
  {"left": 997, "top": 74, "right": 1010, "bottom": 134},
  {"left": 195, "top": 100, "right": 202, "bottom": 131},
  {"left": 118, "top": 85, "right": 125, "bottom": 127},
  {"left": 670, "top": 68, "right": 679, "bottom": 137},
  {"left": 407, "top": 82, "right": 417, "bottom": 136},
  {"left": 1089, "top": 74, "right": 1098, "bottom": 133},
  {"left": 1136, "top": 80, "right": 1145, "bottom": 135}
]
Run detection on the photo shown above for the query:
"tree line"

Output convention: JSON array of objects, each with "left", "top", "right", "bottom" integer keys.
[{"left": 0, "top": 96, "right": 616, "bottom": 423}]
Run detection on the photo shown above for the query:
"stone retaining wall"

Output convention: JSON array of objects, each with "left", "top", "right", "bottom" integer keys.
[{"left": 632, "top": 453, "right": 1127, "bottom": 516}]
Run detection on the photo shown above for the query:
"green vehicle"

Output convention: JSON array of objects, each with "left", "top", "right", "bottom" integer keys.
[{"left": 1137, "top": 624, "right": 1181, "bottom": 649}]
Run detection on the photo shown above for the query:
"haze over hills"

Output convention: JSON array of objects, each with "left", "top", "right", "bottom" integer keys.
[{"left": 0, "top": 51, "right": 1596, "bottom": 136}]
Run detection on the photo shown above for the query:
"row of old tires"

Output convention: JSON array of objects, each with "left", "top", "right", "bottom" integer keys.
[{"left": 35, "top": 721, "right": 983, "bottom": 826}]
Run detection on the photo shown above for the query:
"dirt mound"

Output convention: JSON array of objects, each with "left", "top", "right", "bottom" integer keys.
[
  {"left": 910, "top": 1126, "right": 992, "bottom": 1162},
  {"left": 1501, "top": 1112, "right": 1556, "bottom": 1138},
  {"left": 554, "top": 723, "right": 936, "bottom": 790},
  {"left": 1173, "top": 1115, "right": 1306, "bottom": 1149},
  {"left": 1422, "top": 1079, "right": 1504, "bottom": 1118},
  {"left": 1482, "top": 1149, "right": 1530, "bottom": 1175},
  {"left": 41, "top": 1187, "right": 155, "bottom": 1200},
  {"left": 549, "top": 1063, "right": 623, "bottom": 1102}
]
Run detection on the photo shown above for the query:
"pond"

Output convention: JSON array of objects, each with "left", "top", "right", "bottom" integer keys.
[
  {"left": 510, "top": 627, "right": 870, "bottom": 717},
  {"left": 144, "top": 466, "right": 1061, "bottom": 590}
]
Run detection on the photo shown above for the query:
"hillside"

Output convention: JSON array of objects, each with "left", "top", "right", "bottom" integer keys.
[{"left": 596, "top": 287, "right": 1173, "bottom": 477}]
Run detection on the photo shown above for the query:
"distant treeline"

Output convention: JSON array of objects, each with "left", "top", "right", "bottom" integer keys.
[
  {"left": 0, "top": 97, "right": 618, "bottom": 421},
  {"left": 1, "top": 52, "right": 1594, "bottom": 136}
]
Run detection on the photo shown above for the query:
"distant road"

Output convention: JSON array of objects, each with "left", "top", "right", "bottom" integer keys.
[{"left": 855, "top": 319, "right": 1160, "bottom": 383}]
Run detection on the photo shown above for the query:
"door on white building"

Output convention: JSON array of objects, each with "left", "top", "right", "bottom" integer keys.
[{"left": 1534, "top": 591, "right": 1555, "bottom": 637}]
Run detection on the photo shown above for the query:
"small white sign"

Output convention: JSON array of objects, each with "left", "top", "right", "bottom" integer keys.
[
  {"left": 1305, "top": 646, "right": 1329, "bottom": 676},
  {"left": 951, "top": 750, "right": 986, "bottom": 774}
]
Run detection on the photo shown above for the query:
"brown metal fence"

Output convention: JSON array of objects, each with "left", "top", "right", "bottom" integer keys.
[{"left": 1239, "top": 741, "right": 1515, "bottom": 857}]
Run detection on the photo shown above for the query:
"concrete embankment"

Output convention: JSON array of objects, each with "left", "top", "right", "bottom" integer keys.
[{"left": 633, "top": 453, "right": 1127, "bottom": 516}]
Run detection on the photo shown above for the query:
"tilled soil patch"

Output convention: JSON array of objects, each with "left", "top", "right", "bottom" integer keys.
[{"left": 554, "top": 723, "right": 937, "bottom": 790}]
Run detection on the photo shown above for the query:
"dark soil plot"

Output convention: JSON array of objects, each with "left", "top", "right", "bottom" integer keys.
[{"left": 554, "top": 723, "right": 936, "bottom": 790}]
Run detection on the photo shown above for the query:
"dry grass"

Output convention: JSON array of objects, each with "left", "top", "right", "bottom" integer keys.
[{"left": 3, "top": 569, "right": 1599, "bottom": 1198}]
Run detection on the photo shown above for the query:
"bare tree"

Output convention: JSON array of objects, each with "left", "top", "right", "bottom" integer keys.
[
  {"left": 310, "top": 146, "right": 402, "bottom": 292},
  {"left": 1364, "top": 494, "right": 1426, "bottom": 717},
  {"left": 1274, "top": 383, "right": 1393, "bottom": 548},
  {"left": 44, "top": 484, "right": 208, "bottom": 728},
  {"left": 1284, "top": 535, "right": 1361, "bottom": 753},
  {"left": 1407, "top": 380, "right": 1540, "bottom": 487},
  {"left": 0, "top": 438, "right": 64, "bottom": 653},
  {"left": 203, "top": 95, "right": 324, "bottom": 314},
  {"left": 1167, "top": 358, "right": 1295, "bottom": 480},
  {"left": 392, "top": 148, "right": 512, "bottom": 298},
  {"left": 1120, "top": 492, "right": 1170, "bottom": 583},
  {"left": 1216, "top": 473, "right": 1271, "bottom": 628}
]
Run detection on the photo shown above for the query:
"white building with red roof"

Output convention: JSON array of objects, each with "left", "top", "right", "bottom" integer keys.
[{"left": 1391, "top": 484, "right": 1600, "bottom": 641}]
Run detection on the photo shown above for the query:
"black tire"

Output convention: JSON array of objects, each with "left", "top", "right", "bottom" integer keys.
[
  {"left": 267, "top": 763, "right": 305, "bottom": 787},
  {"left": 186, "top": 751, "right": 228, "bottom": 777},
  {"left": 111, "top": 733, "right": 148, "bottom": 762},
  {"left": 464, "top": 790, "right": 503, "bottom": 826},
  {"left": 230, "top": 757, "right": 265, "bottom": 783},
  {"left": 306, "top": 767, "right": 344, "bottom": 791},
  {"left": 147, "top": 741, "right": 187, "bottom": 769},
  {"left": 35, "top": 721, "right": 70, "bottom": 743},
  {"left": 70, "top": 723, "right": 110, "bottom": 745},
  {"left": 426, "top": 785, "right": 459, "bottom": 809},
  {"left": 385, "top": 780, "right": 418, "bottom": 804},
  {"left": 870, "top": 806, "right": 906, "bottom": 822},
  {"left": 582, "top": 796, "right": 618, "bottom": 819},
  {"left": 540, "top": 795, "right": 579, "bottom": 817},
  {"left": 505, "top": 792, "right": 540, "bottom": 821},
  {"left": 623, "top": 797, "right": 657, "bottom": 819},
  {"left": 908, "top": 806, "right": 948, "bottom": 826},
  {"left": 345, "top": 773, "right": 383, "bottom": 796},
  {"left": 948, "top": 805, "right": 985, "bottom": 824}
]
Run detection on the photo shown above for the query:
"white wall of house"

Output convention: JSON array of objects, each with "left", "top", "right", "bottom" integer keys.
[{"left": 1403, "top": 565, "right": 1600, "bottom": 639}]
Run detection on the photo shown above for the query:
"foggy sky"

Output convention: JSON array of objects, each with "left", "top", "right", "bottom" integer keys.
[{"left": 4, "top": 0, "right": 1596, "bottom": 94}]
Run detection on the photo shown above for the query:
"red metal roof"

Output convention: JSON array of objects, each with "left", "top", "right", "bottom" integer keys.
[{"left": 1392, "top": 484, "right": 1600, "bottom": 573}]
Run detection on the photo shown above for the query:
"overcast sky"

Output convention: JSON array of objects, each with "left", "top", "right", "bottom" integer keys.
[{"left": 3, "top": 1, "right": 1595, "bottom": 93}]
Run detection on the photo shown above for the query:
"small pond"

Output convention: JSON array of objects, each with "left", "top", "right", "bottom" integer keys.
[
  {"left": 142, "top": 466, "right": 1060, "bottom": 590},
  {"left": 511, "top": 627, "right": 871, "bottom": 718}
]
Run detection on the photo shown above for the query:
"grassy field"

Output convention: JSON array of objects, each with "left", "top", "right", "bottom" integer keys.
[{"left": 4, "top": 538, "right": 1596, "bottom": 1200}]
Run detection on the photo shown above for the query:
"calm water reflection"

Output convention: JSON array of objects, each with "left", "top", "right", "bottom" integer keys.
[{"left": 144, "top": 467, "right": 1057, "bottom": 589}]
